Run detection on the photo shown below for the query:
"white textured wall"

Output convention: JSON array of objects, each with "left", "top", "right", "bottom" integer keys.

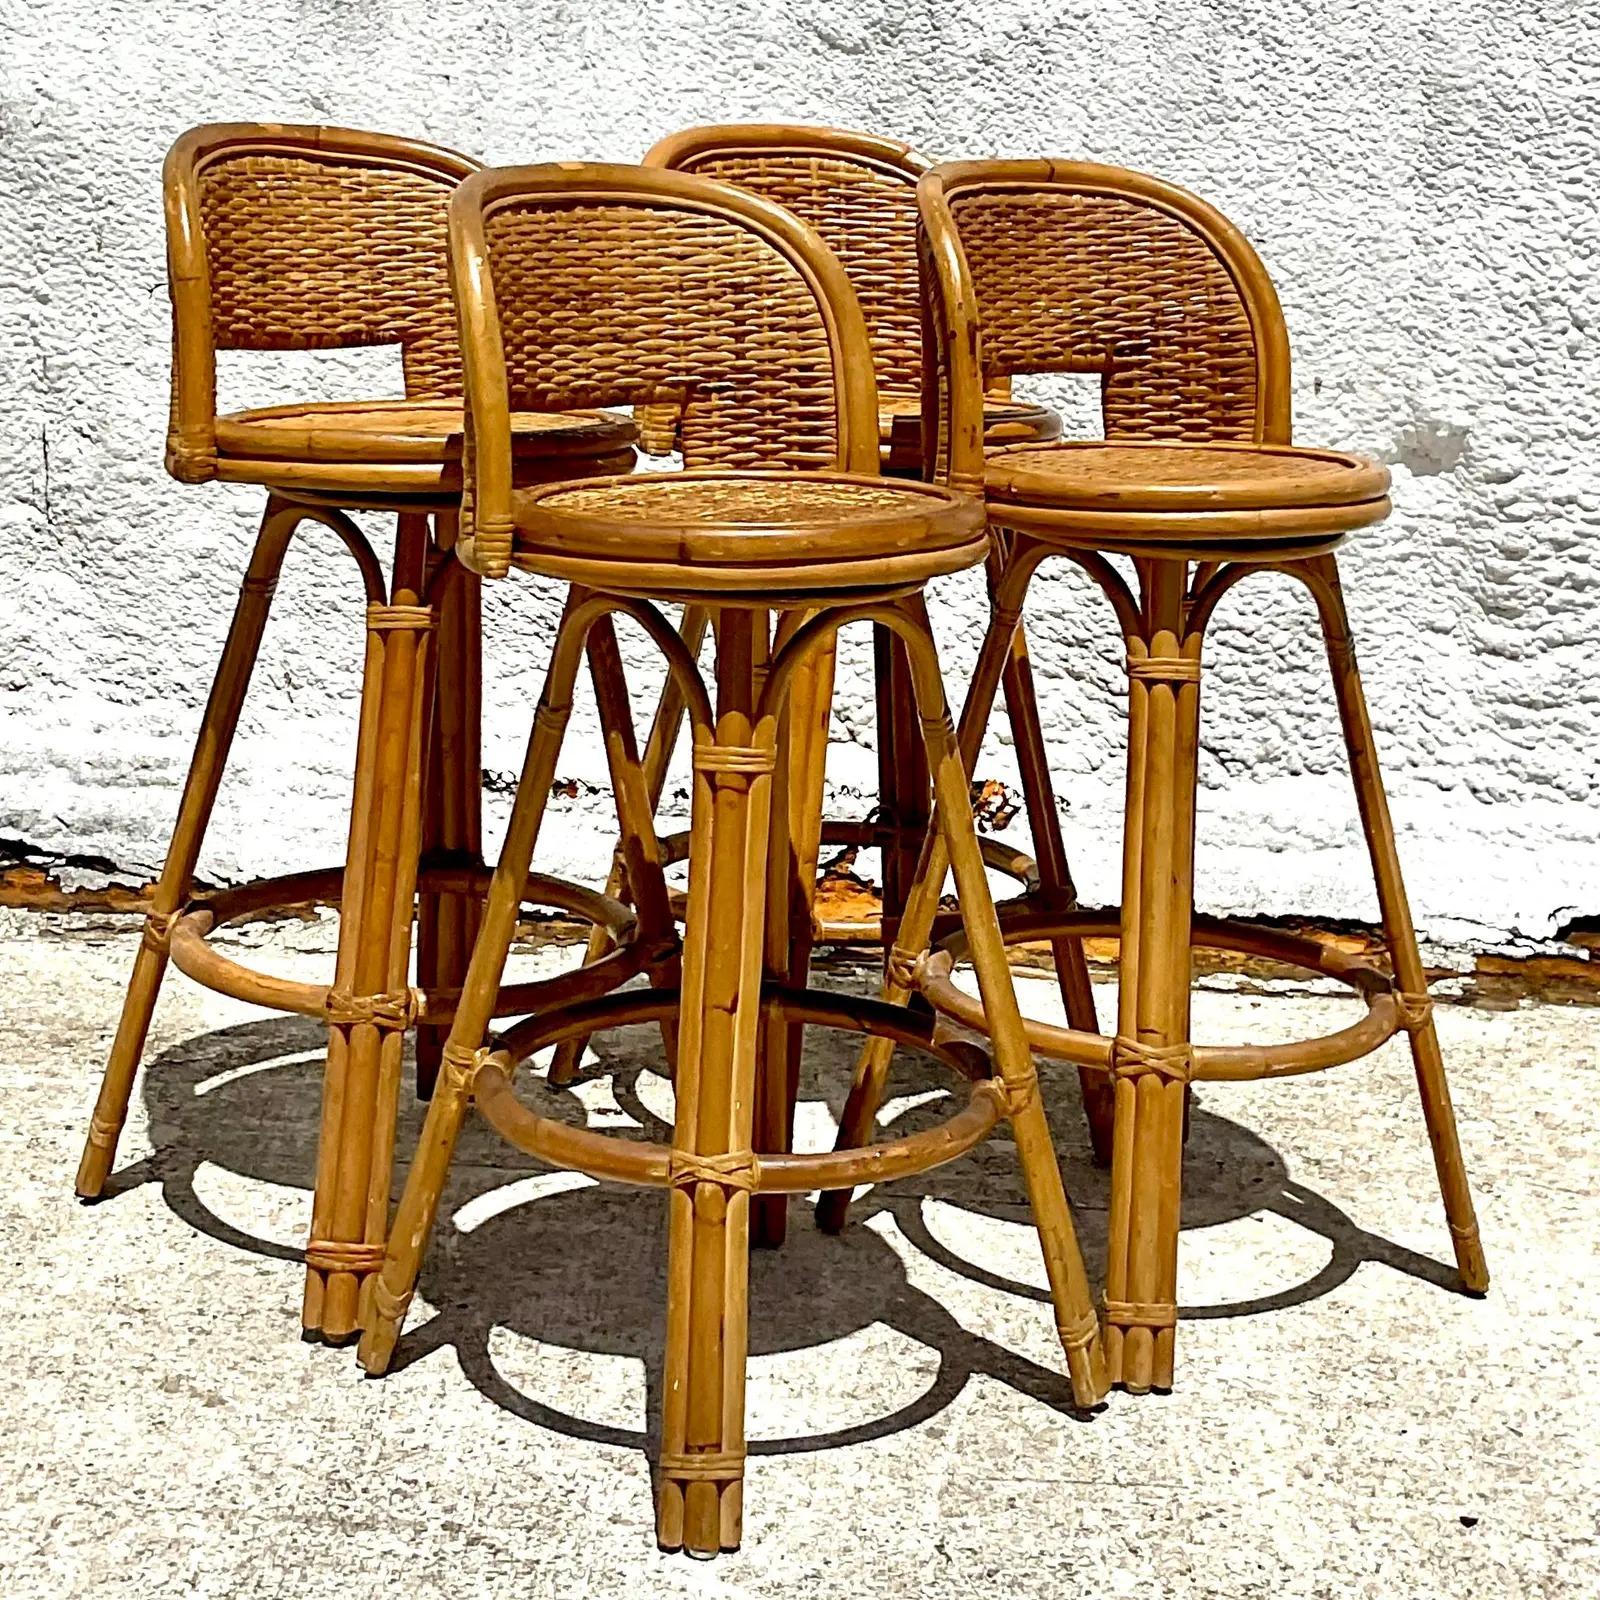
[{"left": 2, "top": 1, "right": 1596, "bottom": 952}]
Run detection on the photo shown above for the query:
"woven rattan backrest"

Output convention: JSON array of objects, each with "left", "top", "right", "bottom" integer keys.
[
  {"left": 919, "top": 160, "right": 1291, "bottom": 490},
  {"left": 164, "top": 123, "right": 479, "bottom": 482},
  {"left": 450, "top": 162, "right": 881, "bottom": 576},
  {"left": 646, "top": 125, "right": 928, "bottom": 403}
]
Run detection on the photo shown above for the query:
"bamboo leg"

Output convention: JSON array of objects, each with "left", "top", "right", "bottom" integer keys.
[
  {"left": 897, "top": 592, "right": 1106, "bottom": 1405},
  {"left": 414, "top": 554, "right": 483, "bottom": 1102},
  {"left": 303, "top": 514, "right": 435, "bottom": 1343},
  {"left": 753, "top": 622, "right": 833, "bottom": 1249},
  {"left": 587, "top": 615, "right": 680, "bottom": 1069},
  {"left": 548, "top": 604, "right": 707, "bottom": 1086},
  {"left": 816, "top": 555, "right": 1039, "bottom": 1234},
  {"left": 1000, "top": 615, "right": 1113, "bottom": 1165},
  {"left": 1101, "top": 559, "right": 1202, "bottom": 1394},
  {"left": 1304, "top": 554, "right": 1488, "bottom": 1292},
  {"left": 76, "top": 496, "right": 298, "bottom": 1198},
  {"left": 359, "top": 593, "right": 591, "bottom": 1376},
  {"left": 656, "top": 608, "right": 773, "bottom": 1557},
  {"left": 873, "top": 624, "right": 929, "bottom": 946}
]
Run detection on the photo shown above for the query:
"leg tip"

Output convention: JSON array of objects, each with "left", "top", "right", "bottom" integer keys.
[
  {"left": 75, "top": 1153, "right": 112, "bottom": 1200},
  {"left": 357, "top": 1325, "right": 397, "bottom": 1376},
  {"left": 813, "top": 1190, "right": 851, "bottom": 1236},
  {"left": 1456, "top": 1241, "right": 1489, "bottom": 1297}
]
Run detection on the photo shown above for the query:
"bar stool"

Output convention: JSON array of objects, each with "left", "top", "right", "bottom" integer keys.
[
  {"left": 822, "top": 159, "right": 1488, "bottom": 1393},
  {"left": 74, "top": 123, "right": 646, "bottom": 1345},
  {"left": 355, "top": 162, "right": 1107, "bottom": 1556},
  {"left": 547, "top": 125, "right": 1113, "bottom": 1217}
]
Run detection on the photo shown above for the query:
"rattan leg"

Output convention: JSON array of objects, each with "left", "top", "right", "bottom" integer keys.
[
  {"left": 873, "top": 623, "right": 929, "bottom": 944},
  {"left": 304, "top": 514, "right": 436, "bottom": 1343},
  {"left": 880, "top": 594, "right": 1107, "bottom": 1403},
  {"left": 656, "top": 609, "right": 773, "bottom": 1557},
  {"left": 76, "top": 496, "right": 298, "bottom": 1198},
  {"left": 548, "top": 605, "right": 709, "bottom": 1086},
  {"left": 1303, "top": 554, "right": 1488, "bottom": 1292},
  {"left": 753, "top": 623, "right": 832, "bottom": 1249},
  {"left": 587, "top": 614, "right": 680, "bottom": 1068},
  {"left": 358, "top": 593, "right": 589, "bottom": 1376},
  {"left": 1102, "top": 560, "right": 1202, "bottom": 1394},
  {"left": 1001, "top": 615, "right": 1112, "bottom": 1164},
  {"left": 414, "top": 554, "right": 484, "bottom": 1101},
  {"left": 816, "top": 556, "right": 1035, "bottom": 1234}
]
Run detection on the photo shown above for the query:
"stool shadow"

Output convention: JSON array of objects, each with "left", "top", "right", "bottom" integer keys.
[{"left": 111, "top": 1000, "right": 1466, "bottom": 1462}]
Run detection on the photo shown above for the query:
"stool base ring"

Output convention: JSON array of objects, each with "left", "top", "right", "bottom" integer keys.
[
  {"left": 477, "top": 981, "right": 1007, "bottom": 1196},
  {"left": 921, "top": 904, "right": 1415, "bottom": 1083},
  {"left": 657, "top": 819, "right": 1041, "bottom": 946},
  {"left": 163, "top": 865, "right": 651, "bottom": 1029}
]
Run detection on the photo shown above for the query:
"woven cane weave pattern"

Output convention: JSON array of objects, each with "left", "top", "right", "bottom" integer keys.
[
  {"left": 485, "top": 201, "right": 839, "bottom": 472},
  {"left": 685, "top": 153, "right": 922, "bottom": 394},
  {"left": 951, "top": 190, "right": 1259, "bottom": 441},
  {"left": 198, "top": 152, "right": 461, "bottom": 398},
  {"left": 992, "top": 443, "right": 1367, "bottom": 494},
  {"left": 541, "top": 476, "right": 914, "bottom": 525}
]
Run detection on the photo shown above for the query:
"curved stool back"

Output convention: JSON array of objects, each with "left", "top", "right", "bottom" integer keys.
[
  {"left": 450, "top": 160, "right": 878, "bottom": 574},
  {"left": 920, "top": 158, "right": 1292, "bottom": 493},
  {"left": 164, "top": 122, "right": 479, "bottom": 485}
]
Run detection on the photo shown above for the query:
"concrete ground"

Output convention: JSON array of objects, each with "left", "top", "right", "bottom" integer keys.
[{"left": 2, "top": 915, "right": 1596, "bottom": 1599}]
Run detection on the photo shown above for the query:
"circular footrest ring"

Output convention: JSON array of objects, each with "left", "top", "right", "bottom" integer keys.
[
  {"left": 162, "top": 864, "right": 651, "bottom": 1028},
  {"left": 920, "top": 902, "right": 1419, "bottom": 1082},
  {"left": 472, "top": 981, "right": 1015, "bottom": 1195},
  {"left": 657, "top": 818, "right": 1041, "bottom": 946}
]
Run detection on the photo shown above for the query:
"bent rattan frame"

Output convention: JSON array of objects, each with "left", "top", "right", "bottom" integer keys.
[
  {"left": 355, "top": 163, "right": 1108, "bottom": 1558},
  {"left": 77, "top": 124, "right": 646, "bottom": 1351},
  {"left": 817, "top": 158, "right": 1488, "bottom": 1398}
]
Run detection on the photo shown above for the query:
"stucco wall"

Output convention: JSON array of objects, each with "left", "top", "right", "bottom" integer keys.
[{"left": 2, "top": 1, "right": 1596, "bottom": 952}]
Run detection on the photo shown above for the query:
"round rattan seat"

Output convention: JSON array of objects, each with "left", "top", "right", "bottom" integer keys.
[
  {"left": 984, "top": 440, "right": 1392, "bottom": 552},
  {"left": 508, "top": 469, "right": 987, "bottom": 596},
  {"left": 212, "top": 400, "right": 637, "bottom": 499}
]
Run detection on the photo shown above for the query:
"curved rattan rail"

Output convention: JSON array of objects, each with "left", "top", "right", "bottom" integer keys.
[
  {"left": 159, "top": 865, "right": 646, "bottom": 1030},
  {"left": 920, "top": 908, "right": 1414, "bottom": 1083},
  {"left": 478, "top": 983, "right": 1005, "bottom": 1194}
]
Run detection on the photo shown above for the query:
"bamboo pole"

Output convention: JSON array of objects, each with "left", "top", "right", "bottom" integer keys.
[{"left": 76, "top": 496, "right": 299, "bottom": 1197}]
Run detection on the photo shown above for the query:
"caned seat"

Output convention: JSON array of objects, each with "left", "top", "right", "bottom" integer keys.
[
  {"left": 509, "top": 470, "right": 986, "bottom": 595},
  {"left": 357, "top": 161, "right": 1107, "bottom": 1558},
  {"left": 820, "top": 158, "right": 1487, "bottom": 1398},
  {"left": 984, "top": 439, "right": 1392, "bottom": 547},
  {"left": 76, "top": 123, "right": 644, "bottom": 1351},
  {"left": 211, "top": 399, "right": 634, "bottom": 493}
]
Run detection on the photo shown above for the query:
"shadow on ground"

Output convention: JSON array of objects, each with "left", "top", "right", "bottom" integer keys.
[{"left": 102, "top": 1000, "right": 1467, "bottom": 1464}]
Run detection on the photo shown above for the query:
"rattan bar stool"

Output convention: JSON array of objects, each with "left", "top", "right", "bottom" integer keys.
[
  {"left": 74, "top": 123, "right": 646, "bottom": 1345},
  {"left": 355, "top": 162, "right": 1107, "bottom": 1556},
  {"left": 821, "top": 159, "right": 1489, "bottom": 1394},
  {"left": 548, "top": 125, "right": 1113, "bottom": 1213}
]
